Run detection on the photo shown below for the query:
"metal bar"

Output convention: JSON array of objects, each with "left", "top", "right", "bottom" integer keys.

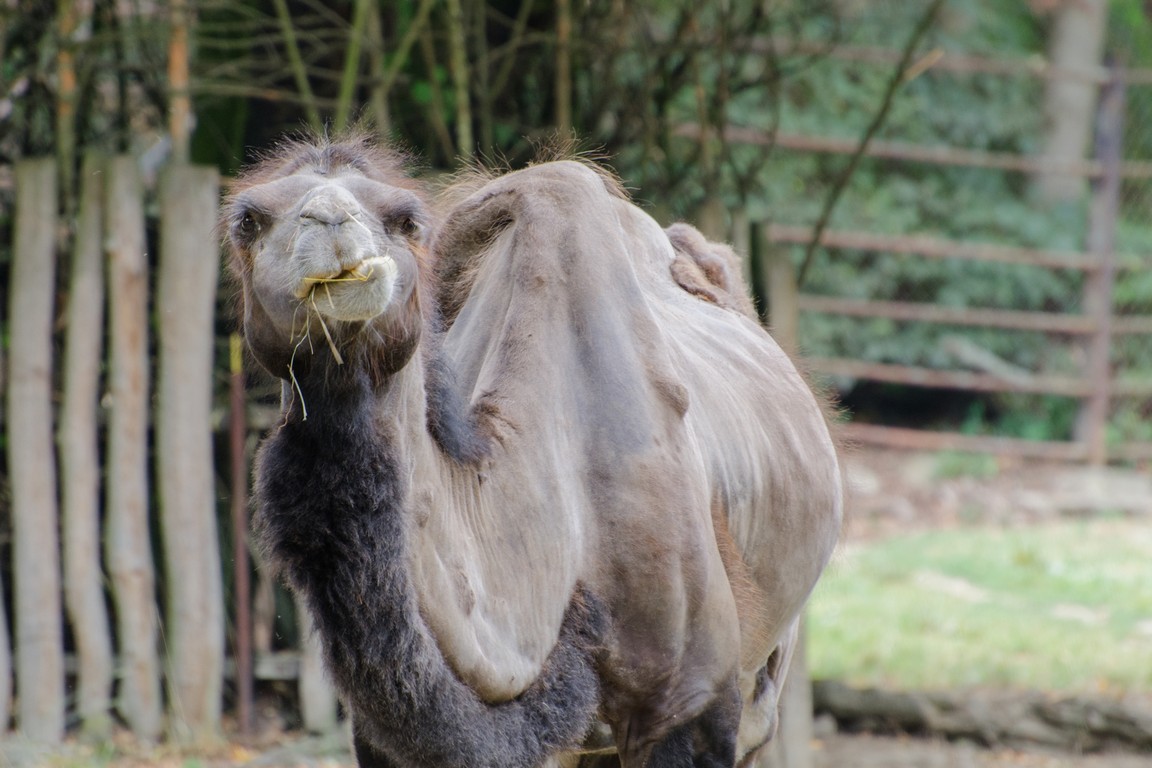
[
  {"left": 767, "top": 224, "right": 1103, "bottom": 271},
  {"left": 806, "top": 356, "right": 1092, "bottom": 396},
  {"left": 229, "top": 334, "right": 253, "bottom": 735},
  {"left": 841, "top": 423, "right": 1090, "bottom": 461},
  {"left": 798, "top": 294, "right": 1096, "bottom": 334}
]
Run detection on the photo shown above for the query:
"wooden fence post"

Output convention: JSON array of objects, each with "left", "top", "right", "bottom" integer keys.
[
  {"left": 763, "top": 622, "right": 814, "bottom": 768},
  {"left": 762, "top": 223, "right": 799, "bottom": 354},
  {"left": 8, "top": 158, "right": 65, "bottom": 743},
  {"left": 296, "top": 595, "right": 339, "bottom": 734},
  {"left": 157, "top": 164, "right": 225, "bottom": 742},
  {"left": 731, "top": 207, "right": 753, "bottom": 292},
  {"left": 60, "top": 151, "right": 115, "bottom": 737},
  {"left": 695, "top": 198, "right": 728, "bottom": 242},
  {"left": 105, "top": 155, "right": 163, "bottom": 741},
  {"left": 1077, "top": 65, "right": 1124, "bottom": 465},
  {"left": 758, "top": 224, "right": 814, "bottom": 768}
]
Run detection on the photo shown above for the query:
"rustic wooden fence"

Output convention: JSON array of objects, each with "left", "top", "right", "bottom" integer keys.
[
  {"left": 0, "top": 154, "right": 342, "bottom": 745},
  {"left": 713, "top": 58, "right": 1152, "bottom": 466}
]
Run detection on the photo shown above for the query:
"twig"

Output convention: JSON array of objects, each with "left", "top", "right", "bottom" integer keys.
[
  {"left": 334, "top": 0, "right": 370, "bottom": 132},
  {"left": 272, "top": 0, "right": 323, "bottom": 131},
  {"left": 378, "top": 0, "right": 435, "bottom": 97},
  {"left": 419, "top": 24, "right": 457, "bottom": 162},
  {"left": 490, "top": 0, "right": 535, "bottom": 98},
  {"left": 555, "top": 0, "right": 572, "bottom": 132},
  {"left": 445, "top": 0, "right": 474, "bottom": 158},
  {"left": 796, "top": 0, "right": 947, "bottom": 287}
]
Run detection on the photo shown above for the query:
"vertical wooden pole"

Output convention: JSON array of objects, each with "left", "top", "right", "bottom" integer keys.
[
  {"left": 1077, "top": 66, "right": 1124, "bottom": 465},
  {"left": 60, "top": 152, "right": 115, "bottom": 737},
  {"left": 56, "top": 0, "right": 79, "bottom": 213},
  {"left": 762, "top": 622, "right": 814, "bottom": 768},
  {"left": 760, "top": 222, "right": 811, "bottom": 768},
  {"left": 230, "top": 334, "right": 254, "bottom": 736},
  {"left": 762, "top": 223, "right": 799, "bottom": 354},
  {"left": 105, "top": 155, "right": 163, "bottom": 741},
  {"left": 157, "top": 164, "right": 225, "bottom": 742},
  {"left": 168, "top": 0, "right": 191, "bottom": 163},
  {"left": 8, "top": 158, "right": 65, "bottom": 744},
  {"left": 695, "top": 198, "right": 727, "bottom": 242},
  {"left": 297, "top": 595, "right": 338, "bottom": 734},
  {"left": 730, "top": 207, "right": 753, "bottom": 294}
]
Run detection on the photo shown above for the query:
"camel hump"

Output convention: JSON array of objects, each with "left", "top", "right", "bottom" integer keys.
[
  {"left": 665, "top": 222, "right": 758, "bottom": 320},
  {"left": 433, "top": 161, "right": 628, "bottom": 323}
]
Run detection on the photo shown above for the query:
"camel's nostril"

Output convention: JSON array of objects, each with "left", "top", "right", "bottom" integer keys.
[
  {"left": 300, "top": 202, "right": 351, "bottom": 227},
  {"left": 299, "top": 189, "right": 358, "bottom": 227}
]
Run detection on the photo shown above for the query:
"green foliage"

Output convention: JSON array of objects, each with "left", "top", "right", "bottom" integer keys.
[
  {"left": 748, "top": 0, "right": 1152, "bottom": 440},
  {"left": 809, "top": 520, "right": 1152, "bottom": 692}
]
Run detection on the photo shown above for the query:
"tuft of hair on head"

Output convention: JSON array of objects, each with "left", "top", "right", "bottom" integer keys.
[
  {"left": 228, "top": 129, "right": 421, "bottom": 195},
  {"left": 527, "top": 132, "right": 630, "bottom": 200}
]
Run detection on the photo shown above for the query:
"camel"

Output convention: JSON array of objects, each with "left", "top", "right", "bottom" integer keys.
[{"left": 224, "top": 135, "right": 842, "bottom": 768}]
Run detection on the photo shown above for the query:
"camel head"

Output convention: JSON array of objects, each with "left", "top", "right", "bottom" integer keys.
[{"left": 224, "top": 136, "right": 430, "bottom": 382}]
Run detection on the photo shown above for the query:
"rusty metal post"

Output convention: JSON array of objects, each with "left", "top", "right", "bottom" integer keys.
[
  {"left": 230, "top": 333, "right": 254, "bottom": 735},
  {"left": 1077, "top": 65, "right": 1124, "bottom": 465}
]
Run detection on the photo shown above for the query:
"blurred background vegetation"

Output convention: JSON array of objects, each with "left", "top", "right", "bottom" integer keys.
[{"left": 3, "top": 0, "right": 1151, "bottom": 443}]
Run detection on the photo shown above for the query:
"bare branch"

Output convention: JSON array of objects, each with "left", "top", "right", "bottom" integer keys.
[{"left": 271, "top": 0, "right": 322, "bottom": 131}]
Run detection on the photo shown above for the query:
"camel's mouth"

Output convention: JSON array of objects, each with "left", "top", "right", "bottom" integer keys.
[
  {"left": 294, "top": 258, "right": 377, "bottom": 299},
  {"left": 295, "top": 255, "right": 400, "bottom": 323}
]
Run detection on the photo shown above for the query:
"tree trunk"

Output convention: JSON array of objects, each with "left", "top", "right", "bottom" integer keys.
[
  {"left": 1035, "top": 0, "right": 1108, "bottom": 203},
  {"left": 8, "top": 158, "right": 65, "bottom": 744},
  {"left": 156, "top": 164, "right": 225, "bottom": 743},
  {"left": 60, "top": 151, "right": 115, "bottom": 737},
  {"left": 104, "top": 155, "right": 163, "bottom": 741}
]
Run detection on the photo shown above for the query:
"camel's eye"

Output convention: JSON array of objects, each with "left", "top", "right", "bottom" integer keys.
[
  {"left": 233, "top": 210, "right": 264, "bottom": 244},
  {"left": 397, "top": 216, "right": 420, "bottom": 237},
  {"left": 386, "top": 214, "right": 422, "bottom": 239}
]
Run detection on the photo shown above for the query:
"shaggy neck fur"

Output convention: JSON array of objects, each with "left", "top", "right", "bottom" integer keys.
[{"left": 253, "top": 349, "right": 605, "bottom": 768}]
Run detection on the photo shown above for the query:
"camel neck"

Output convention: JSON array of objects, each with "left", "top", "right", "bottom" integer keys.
[{"left": 252, "top": 349, "right": 601, "bottom": 768}]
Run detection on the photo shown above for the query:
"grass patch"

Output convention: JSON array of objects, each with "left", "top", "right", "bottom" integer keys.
[{"left": 808, "top": 519, "right": 1152, "bottom": 694}]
